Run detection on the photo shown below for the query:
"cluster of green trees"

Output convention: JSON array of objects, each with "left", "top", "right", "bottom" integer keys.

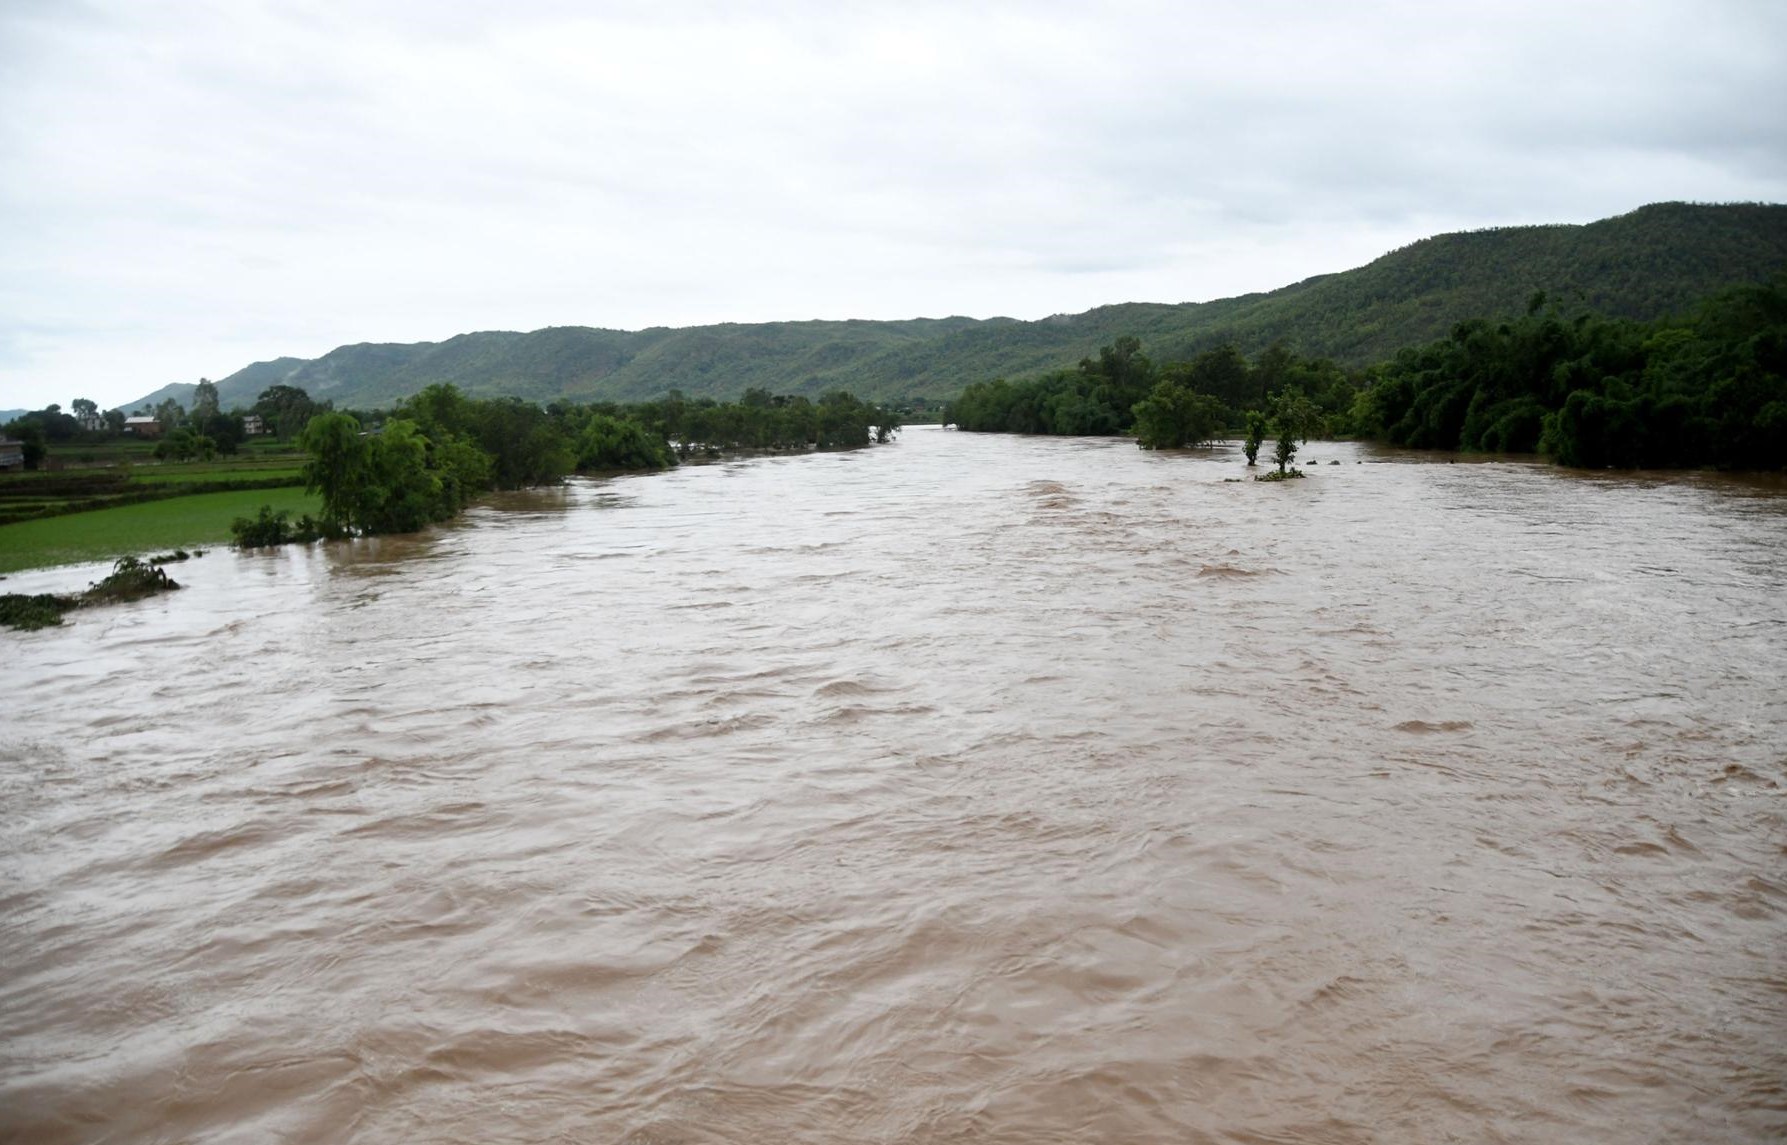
[
  {"left": 1, "top": 379, "right": 339, "bottom": 470},
  {"left": 944, "top": 336, "right": 1157, "bottom": 436},
  {"left": 235, "top": 383, "right": 898, "bottom": 543},
  {"left": 946, "top": 278, "right": 1787, "bottom": 472},
  {"left": 946, "top": 336, "right": 1354, "bottom": 450},
  {"left": 252, "top": 384, "right": 328, "bottom": 440},
  {"left": 589, "top": 387, "right": 901, "bottom": 454},
  {"left": 293, "top": 414, "right": 479, "bottom": 534},
  {"left": 137, "top": 380, "right": 327, "bottom": 455},
  {"left": 286, "top": 383, "right": 664, "bottom": 538},
  {"left": 3, "top": 401, "right": 105, "bottom": 468},
  {"left": 1355, "top": 281, "right": 1787, "bottom": 469}
]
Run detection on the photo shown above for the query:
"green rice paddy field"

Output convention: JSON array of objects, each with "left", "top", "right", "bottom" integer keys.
[{"left": 0, "top": 488, "right": 322, "bottom": 574}]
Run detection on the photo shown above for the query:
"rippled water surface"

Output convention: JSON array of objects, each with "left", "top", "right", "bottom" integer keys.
[{"left": 4, "top": 427, "right": 1785, "bottom": 1143}]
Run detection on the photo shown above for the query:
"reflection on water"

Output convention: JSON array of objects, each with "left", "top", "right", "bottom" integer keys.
[{"left": 3, "top": 427, "right": 1784, "bottom": 1143}]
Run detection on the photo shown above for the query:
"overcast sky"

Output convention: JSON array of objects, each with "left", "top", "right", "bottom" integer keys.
[{"left": 3, "top": 0, "right": 1784, "bottom": 411}]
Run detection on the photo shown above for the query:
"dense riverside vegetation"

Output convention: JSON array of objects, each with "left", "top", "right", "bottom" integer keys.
[
  {"left": 1358, "top": 280, "right": 1787, "bottom": 469},
  {"left": 946, "top": 337, "right": 1356, "bottom": 446},
  {"left": 97, "top": 203, "right": 1786, "bottom": 414},
  {"left": 0, "top": 380, "right": 894, "bottom": 565},
  {"left": 947, "top": 279, "right": 1787, "bottom": 471},
  {"left": 234, "top": 384, "right": 899, "bottom": 544}
]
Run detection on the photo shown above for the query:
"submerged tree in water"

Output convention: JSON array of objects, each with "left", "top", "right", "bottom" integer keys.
[
  {"left": 576, "top": 413, "right": 676, "bottom": 471},
  {"left": 1244, "top": 410, "right": 1267, "bottom": 466},
  {"left": 298, "top": 412, "right": 469, "bottom": 535},
  {"left": 1269, "top": 392, "right": 1321, "bottom": 476},
  {"left": 1132, "top": 377, "right": 1225, "bottom": 450}
]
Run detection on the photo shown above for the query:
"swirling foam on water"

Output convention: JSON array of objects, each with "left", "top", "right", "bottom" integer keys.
[{"left": 2, "top": 428, "right": 1784, "bottom": 1143}]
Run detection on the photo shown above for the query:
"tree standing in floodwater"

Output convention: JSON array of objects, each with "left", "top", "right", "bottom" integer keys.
[{"left": 1269, "top": 392, "right": 1321, "bottom": 476}]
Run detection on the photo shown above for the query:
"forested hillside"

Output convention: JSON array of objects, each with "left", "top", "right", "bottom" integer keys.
[{"left": 124, "top": 202, "right": 1787, "bottom": 413}]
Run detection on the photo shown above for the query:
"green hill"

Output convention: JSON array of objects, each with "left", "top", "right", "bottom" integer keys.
[{"left": 131, "top": 202, "right": 1787, "bottom": 413}]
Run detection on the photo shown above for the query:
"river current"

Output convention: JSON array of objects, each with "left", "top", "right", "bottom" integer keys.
[{"left": 2, "top": 426, "right": 1784, "bottom": 1143}]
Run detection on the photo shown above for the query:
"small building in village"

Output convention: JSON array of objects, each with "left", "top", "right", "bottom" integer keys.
[
  {"left": 0, "top": 437, "right": 24, "bottom": 471},
  {"left": 242, "top": 414, "right": 266, "bottom": 436},
  {"left": 124, "top": 416, "right": 164, "bottom": 439}
]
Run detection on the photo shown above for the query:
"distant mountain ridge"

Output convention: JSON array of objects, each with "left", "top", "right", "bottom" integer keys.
[{"left": 125, "top": 202, "right": 1787, "bottom": 413}]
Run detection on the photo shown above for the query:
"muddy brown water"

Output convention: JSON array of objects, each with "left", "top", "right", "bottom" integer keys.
[{"left": 2, "top": 427, "right": 1784, "bottom": 1144}]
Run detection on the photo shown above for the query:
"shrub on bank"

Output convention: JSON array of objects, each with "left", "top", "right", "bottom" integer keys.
[{"left": 230, "top": 505, "right": 344, "bottom": 548}]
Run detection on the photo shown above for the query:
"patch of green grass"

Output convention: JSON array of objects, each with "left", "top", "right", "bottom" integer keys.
[
  {"left": 0, "top": 470, "right": 74, "bottom": 485},
  {"left": 128, "top": 466, "right": 304, "bottom": 485},
  {"left": 0, "top": 456, "right": 307, "bottom": 526},
  {"left": 3, "top": 499, "right": 98, "bottom": 511},
  {"left": 0, "top": 488, "right": 323, "bottom": 574},
  {"left": 54, "top": 443, "right": 160, "bottom": 465}
]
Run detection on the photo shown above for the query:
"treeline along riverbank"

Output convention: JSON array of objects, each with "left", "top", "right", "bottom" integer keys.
[
  {"left": 0, "top": 384, "right": 899, "bottom": 573},
  {"left": 233, "top": 384, "right": 901, "bottom": 545},
  {"left": 947, "top": 279, "right": 1787, "bottom": 471},
  {"left": 4, "top": 275, "right": 1780, "bottom": 579}
]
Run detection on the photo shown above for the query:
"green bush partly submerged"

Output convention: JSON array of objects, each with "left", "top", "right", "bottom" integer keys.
[
  {"left": 0, "top": 593, "right": 80, "bottom": 631},
  {"left": 0, "top": 556, "right": 183, "bottom": 631},
  {"left": 230, "top": 505, "right": 345, "bottom": 548}
]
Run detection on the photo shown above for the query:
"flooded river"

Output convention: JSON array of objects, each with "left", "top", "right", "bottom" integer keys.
[{"left": 3, "top": 426, "right": 1784, "bottom": 1143}]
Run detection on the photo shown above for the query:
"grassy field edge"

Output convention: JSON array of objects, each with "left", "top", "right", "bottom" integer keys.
[{"left": 0, "top": 488, "right": 323, "bottom": 575}]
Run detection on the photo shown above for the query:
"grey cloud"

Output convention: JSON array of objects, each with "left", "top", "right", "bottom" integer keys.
[{"left": 2, "top": 0, "right": 1784, "bottom": 409}]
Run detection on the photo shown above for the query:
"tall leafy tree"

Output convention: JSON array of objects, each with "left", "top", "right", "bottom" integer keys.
[
  {"left": 256, "top": 384, "right": 323, "bottom": 440},
  {"left": 358, "top": 420, "right": 445, "bottom": 534},
  {"left": 191, "top": 379, "right": 220, "bottom": 420},
  {"left": 1269, "top": 392, "right": 1321, "bottom": 474},
  {"left": 1243, "top": 411, "right": 1267, "bottom": 465},
  {"left": 298, "top": 412, "right": 370, "bottom": 527},
  {"left": 153, "top": 398, "right": 184, "bottom": 432}
]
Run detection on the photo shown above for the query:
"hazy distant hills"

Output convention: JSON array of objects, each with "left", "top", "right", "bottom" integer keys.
[{"left": 124, "top": 202, "right": 1787, "bottom": 414}]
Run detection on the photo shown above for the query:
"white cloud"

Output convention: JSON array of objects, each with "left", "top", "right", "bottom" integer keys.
[{"left": 2, "top": 0, "right": 1784, "bottom": 410}]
